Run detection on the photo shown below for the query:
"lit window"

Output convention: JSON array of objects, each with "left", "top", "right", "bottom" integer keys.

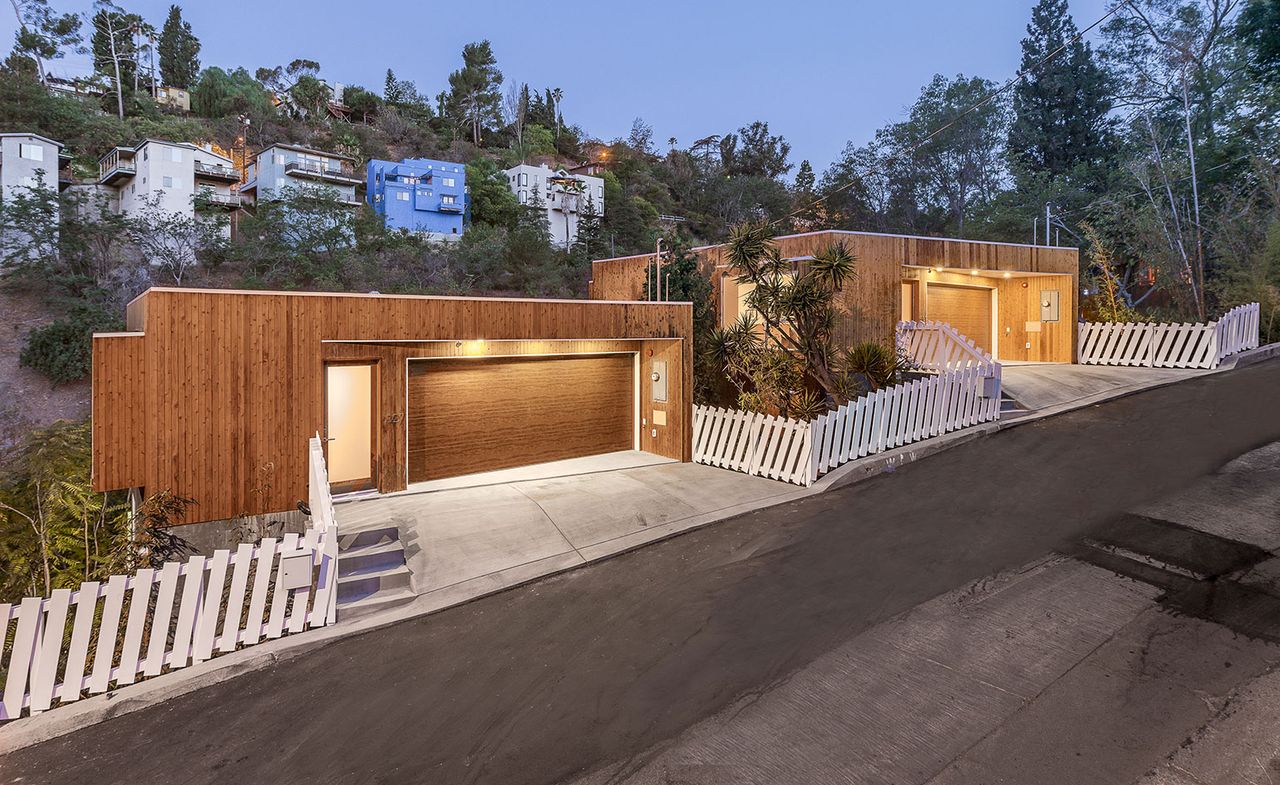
[
  {"left": 441, "top": 195, "right": 456, "bottom": 205},
  {"left": 441, "top": 177, "right": 455, "bottom": 187},
  {"left": 396, "top": 192, "right": 410, "bottom": 201},
  {"left": 18, "top": 143, "right": 43, "bottom": 161}
]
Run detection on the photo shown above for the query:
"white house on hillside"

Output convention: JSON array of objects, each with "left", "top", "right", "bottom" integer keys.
[
  {"left": 0, "top": 133, "right": 66, "bottom": 202},
  {"left": 504, "top": 163, "right": 604, "bottom": 248},
  {"left": 96, "top": 139, "right": 240, "bottom": 237}
]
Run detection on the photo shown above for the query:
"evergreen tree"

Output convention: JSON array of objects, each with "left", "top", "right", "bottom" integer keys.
[
  {"left": 1008, "top": 0, "right": 1112, "bottom": 183},
  {"left": 157, "top": 5, "right": 200, "bottom": 89},
  {"left": 383, "top": 68, "right": 402, "bottom": 103},
  {"left": 792, "top": 159, "right": 821, "bottom": 228},
  {"left": 445, "top": 40, "right": 503, "bottom": 146}
]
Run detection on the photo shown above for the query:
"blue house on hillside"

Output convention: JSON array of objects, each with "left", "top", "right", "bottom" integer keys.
[{"left": 367, "top": 157, "right": 467, "bottom": 239}]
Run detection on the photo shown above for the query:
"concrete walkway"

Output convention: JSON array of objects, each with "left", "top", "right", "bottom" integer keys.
[{"left": 336, "top": 459, "right": 801, "bottom": 598}]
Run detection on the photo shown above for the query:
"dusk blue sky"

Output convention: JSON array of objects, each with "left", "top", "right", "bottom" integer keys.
[{"left": 5, "top": 1, "right": 1112, "bottom": 174}]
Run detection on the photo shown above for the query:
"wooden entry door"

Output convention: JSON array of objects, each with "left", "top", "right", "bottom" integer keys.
[
  {"left": 927, "top": 283, "right": 993, "bottom": 353},
  {"left": 324, "top": 363, "right": 378, "bottom": 493},
  {"left": 407, "top": 354, "right": 635, "bottom": 483}
]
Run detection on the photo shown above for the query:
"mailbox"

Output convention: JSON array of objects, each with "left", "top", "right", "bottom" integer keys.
[
  {"left": 1040, "top": 290, "right": 1060, "bottom": 322},
  {"left": 278, "top": 549, "right": 314, "bottom": 591},
  {"left": 651, "top": 360, "right": 668, "bottom": 403}
]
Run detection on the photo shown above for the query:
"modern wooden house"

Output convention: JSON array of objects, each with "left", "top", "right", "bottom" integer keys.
[
  {"left": 92, "top": 288, "right": 692, "bottom": 524},
  {"left": 589, "top": 230, "right": 1080, "bottom": 363}
]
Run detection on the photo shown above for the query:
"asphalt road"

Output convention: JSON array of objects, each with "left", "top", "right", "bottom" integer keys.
[{"left": 5, "top": 360, "right": 1280, "bottom": 785}]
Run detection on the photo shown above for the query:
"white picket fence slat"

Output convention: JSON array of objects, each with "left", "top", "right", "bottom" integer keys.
[
  {"left": 1078, "top": 303, "right": 1259, "bottom": 369},
  {"left": 0, "top": 435, "right": 341, "bottom": 722}
]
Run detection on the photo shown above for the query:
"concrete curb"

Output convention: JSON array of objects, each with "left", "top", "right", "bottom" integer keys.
[{"left": 4, "top": 349, "right": 1277, "bottom": 753}]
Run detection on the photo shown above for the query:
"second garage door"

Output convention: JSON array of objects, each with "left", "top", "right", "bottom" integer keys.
[
  {"left": 927, "top": 283, "right": 993, "bottom": 353},
  {"left": 407, "top": 354, "right": 635, "bottom": 483}
]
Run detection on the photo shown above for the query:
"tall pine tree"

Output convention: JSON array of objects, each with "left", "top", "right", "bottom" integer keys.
[
  {"left": 157, "top": 5, "right": 200, "bottom": 89},
  {"left": 1008, "top": 0, "right": 1112, "bottom": 183}
]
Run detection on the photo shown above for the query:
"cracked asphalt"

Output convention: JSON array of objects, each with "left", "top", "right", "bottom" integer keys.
[{"left": 4, "top": 359, "right": 1280, "bottom": 785}]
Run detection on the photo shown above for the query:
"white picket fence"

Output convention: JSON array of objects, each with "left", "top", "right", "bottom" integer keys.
[
  {"left": 692, "top": 406, "right": 814, "bottom": 486},
  {"left": 0, "top": 437, "right": 339, "bottom": 721},
  {"left": 810, "top": 367, "right": 998, "bottom": 476},
  {"left": 1078, "top": 303, "right": 1260, "bottom": 369},
  {"left": 693, "top": 369, "right": 999, "bottom": 487},
  {"left": 896, "top": 320, "right": 1002, "bottom": 415}
]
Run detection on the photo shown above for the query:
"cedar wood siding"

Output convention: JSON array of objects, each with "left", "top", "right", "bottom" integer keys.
[
  {"left": 588, "top": 230, "right": 1080, "bottom": 360},
  {"left": 91, "top": 288, "right": 693, "bottom": 524}
]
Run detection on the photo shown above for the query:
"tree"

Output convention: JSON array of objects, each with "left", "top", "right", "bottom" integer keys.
[
  {"left": 128, "top": 193, "right": 227, "bottom": 284},
  {"left": 232, "top": 183, "right": 356, "bottom": 287},
  {"left": 792, "top": 159, "right": 821, "bottom": 228},
  {"left": 504, "top": 81, "right": 529, "bottom": 158},
  {"left": 1101, "top": 0, "right": 1242, "bottom": 320},
  {"left": 445, "top": 40, "right": 503, "bottom": 146},
  {"left": 466, "top": 157, "right": 521, "bottom": 229},
  {"left": 1008, "top": 0, "right": 1113, "bottom": 183},
  {"left": 720, "top": 120, "right": 792, "bottom": 179},
  {"left": 190, "top": 65, "right": 273, "bottom": 118},
  {"left": 626, "top": 117, "right": 654, "bottom": 156},
  {"left": 7, "top": 0, "right": 81, "bottom": 84},
  {"left": 716, "top": 222, "right": 859, "bottom": 414},
  {"left": 90, "top": 0, "right": 140, "bottom": 118},
  {"left": 157, "top": 4, "right": 199, "bottom": 89},
  {"left": 383, "top": 68, "right": 403, "bottom": 103},
  {"left": 550, "top": 86, "right": 563, "bottom": 139}
]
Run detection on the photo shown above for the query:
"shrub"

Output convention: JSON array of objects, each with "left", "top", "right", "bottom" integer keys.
[{"left": 20, "top": 304, "right": 121, "bottom": 385}]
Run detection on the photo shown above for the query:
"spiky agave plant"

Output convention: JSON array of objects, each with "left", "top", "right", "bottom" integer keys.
[{"left": 843, "top": 342, "right": 903, "bottom": 393}]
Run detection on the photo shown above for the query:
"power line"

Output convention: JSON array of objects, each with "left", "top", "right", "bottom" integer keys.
[{"left": 778, "top": 1, "right": 1131, "bottom": 228}]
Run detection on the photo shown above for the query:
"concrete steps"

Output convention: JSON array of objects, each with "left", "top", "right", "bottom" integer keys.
[{"left": 336, "top": 524, "right": 415, "bottom": 620}]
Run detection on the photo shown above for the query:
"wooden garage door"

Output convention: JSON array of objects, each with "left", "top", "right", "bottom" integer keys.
[
  {"left": 407, "top": 354, "right": 635, "bottom": 482},
  {"left": 927, "top": 284, "right": 993, "bottom": 352}
]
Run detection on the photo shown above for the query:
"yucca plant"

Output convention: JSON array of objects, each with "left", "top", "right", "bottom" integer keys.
[{"left": 843, "top": 342, "right": 904, "bottom": 392}]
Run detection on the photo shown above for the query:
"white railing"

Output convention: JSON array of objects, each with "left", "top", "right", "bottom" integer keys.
[
  {"left": 0, "top": 438, "right": 339, "bottom": 721},
  {"left": 810, "top": 367, "right": 998, "bottom": 477},
  {"left": 1078, "top": 303, "right": 1260, "bottom": 369},
  {"left": 693, "top": 407, "right": 814, "bottom": 486},
  {"left": 694, "top": 365, "right": 999, "bottom": 486},
  {"left": 897, "top": 320, "right": 1002, "bottom": 418}
]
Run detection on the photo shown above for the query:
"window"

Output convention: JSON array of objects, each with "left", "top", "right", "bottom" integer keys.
[
  {"left": 18, "top": 143, "right": 43, "bottom": 161},
  {"left": 518, "top": 189, "right": 528, "bottom": 204},
  {"left": 518, "top": 172, "right": 528, "bottom": 186},
  {"left": 597, "top": 186, "right": 604, "bottom": 199},
  {"left": 143, "top": 149, "right": 148, "bottom": 161},
  {"left": 276, "top": 154, "right": 287, "bottom": 165},
  {"left": 162, "top": 176, "right": 176, "bottom": 188},
  {"left": 441, "top": 177, "right": 455, "bottom": 187},
  {"left": 441, "top": 194, "right": 456, "bottom": 205},
  {"left": 169, "top": 147, "right": 182, "bottom": 163},
  {"left": 396, "top": 192, "right": 410, "bottom": 201}
]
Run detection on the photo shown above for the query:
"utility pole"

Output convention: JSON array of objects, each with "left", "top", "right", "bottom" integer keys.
[{"left": 654, "top": 237, "right": 664, "bottom": 301}]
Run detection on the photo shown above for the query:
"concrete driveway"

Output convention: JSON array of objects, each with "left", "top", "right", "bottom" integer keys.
[
  {"left": 335, "top": 458, "right": 799, "bottom": 597},
  {"left": 1001, "top": 362, "right": 1207, "bottom": 411}
]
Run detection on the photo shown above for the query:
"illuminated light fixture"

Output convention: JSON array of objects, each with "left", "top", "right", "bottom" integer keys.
[
  {"left": 969, "top": 269, "right": 978, "bottom": 276},
  {"left": 1003, "top": 272, "right": 1012, "bottom": 278}
]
